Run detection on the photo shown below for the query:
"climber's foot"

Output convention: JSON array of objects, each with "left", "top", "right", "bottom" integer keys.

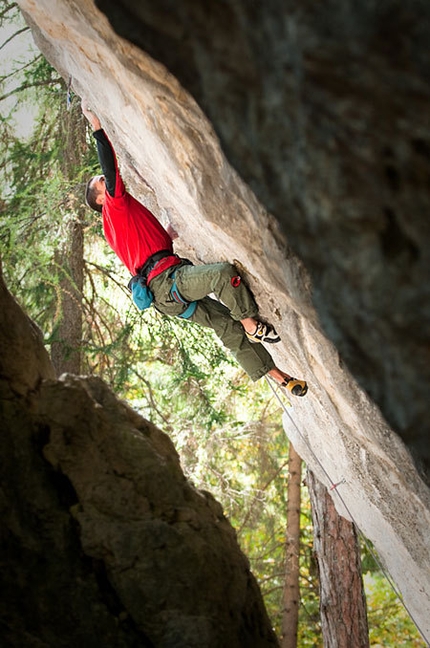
[
  {"left": 281, "top": 377, "right": 308, "bottom": 397},
  {"left": 245, "top": 321, "right": 280, "bottom": 344}
]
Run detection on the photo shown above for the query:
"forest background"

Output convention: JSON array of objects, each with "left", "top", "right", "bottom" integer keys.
[{"left": 0, "top": 2, "right": 424, "bottom": 645}]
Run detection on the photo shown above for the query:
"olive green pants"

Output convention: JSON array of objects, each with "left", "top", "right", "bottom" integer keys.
[{"left": 149, "top": 262, "right": 276, "bottom": 381}]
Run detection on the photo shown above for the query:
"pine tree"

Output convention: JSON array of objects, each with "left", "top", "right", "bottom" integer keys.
[
  {"left": 308, "top": 470, "right": 369, "bottom": 648},
  {"left": 281, "top": 443, "right": 302, "bottom": 647}
]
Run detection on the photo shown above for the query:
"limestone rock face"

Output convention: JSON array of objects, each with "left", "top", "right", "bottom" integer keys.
[
  {"left": 10, "top": 0, "right": 430, "bottom": 643},
  {"left": 0, "top": 272, "right": 278, "bottom": 647},
  {"left": 90, "top": 0, "right": 430, "bottom": 478}
]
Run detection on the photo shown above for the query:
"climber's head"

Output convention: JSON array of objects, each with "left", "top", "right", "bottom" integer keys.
[{"left": 85, "top": 174, "right": 106, "bottom": 213}]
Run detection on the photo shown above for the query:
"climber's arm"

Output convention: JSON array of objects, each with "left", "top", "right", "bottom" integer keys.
[
  {"left": 81, "top": 98, "right": 101, "bottom": 130},
  {"left": 92, "top": 131, "right": 117, "bottom": 197},
  {"left": 81, "top": 98, "right": 117, "bottom": 197}
]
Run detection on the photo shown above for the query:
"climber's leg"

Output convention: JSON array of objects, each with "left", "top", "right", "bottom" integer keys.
[
  {"left": 149, "top": 268, "right": 271, "bottom": 379},
  {"left": 175, "top": 262, "right": 281, "bottom": 342},
  {"left": 189, "top": 296, "right": 276, "bottom": 381},
  {"left": 174, "top": 262, "right": 257, "bottom": 320},
  {"left": 150, "top": 263, "right": 307, "bottom": 393}
]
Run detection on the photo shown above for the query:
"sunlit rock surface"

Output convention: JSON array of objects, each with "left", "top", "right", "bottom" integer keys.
[
  {"left": 11, "top": 0, "right": 430, "bottom": 643},
  {"left": 90, "top": 0, "right": 430, "bottom": 480}
]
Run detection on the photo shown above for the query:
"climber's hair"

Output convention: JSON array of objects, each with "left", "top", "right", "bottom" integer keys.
[{"left": 85, "top": 177, "right": 103, "bottom": 213}]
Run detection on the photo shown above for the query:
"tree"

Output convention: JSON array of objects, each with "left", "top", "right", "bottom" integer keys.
[
  {"left": 307, "top": 470, "right": 369, "bottom": 648},
  {"left": 281, "top": 443, "right": 302, "bottom": 647},
  {"left": 0, "top": 5, "right": 95, "bottom": 376},
  {"left": 50, "top": 99, "right": 87, "bottom": 375}
]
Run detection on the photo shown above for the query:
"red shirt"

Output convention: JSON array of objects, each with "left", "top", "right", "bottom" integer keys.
[{"left": 99, "top": 132, "right": 177, "bottom": 278}]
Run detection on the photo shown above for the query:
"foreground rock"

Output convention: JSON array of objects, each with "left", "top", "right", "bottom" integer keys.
[
  {"left": 12, "top": 0, "right": 430, "bottom": 642},
  {"left": 0, "top": 272, "right": 277, "bottom": 647}
]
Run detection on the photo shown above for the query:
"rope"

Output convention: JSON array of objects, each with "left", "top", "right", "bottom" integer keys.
[
  {"left": 66, "top": 76, "right": 72, "bottom": 110},
  {"left": 265, "top": 376, "right": 429, "bottom": 646}
]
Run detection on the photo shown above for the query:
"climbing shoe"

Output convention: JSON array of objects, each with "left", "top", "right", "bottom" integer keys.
[
  {"left": 282, "top": 377, "right": 308, "bottom": 397},
  {"left": 246, "top": 321, "right": 280, "bottom": 344}
]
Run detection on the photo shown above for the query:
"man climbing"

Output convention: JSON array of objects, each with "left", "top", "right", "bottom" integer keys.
[{"left": 81, "top": 99, "right": 307, "bottom": 397}]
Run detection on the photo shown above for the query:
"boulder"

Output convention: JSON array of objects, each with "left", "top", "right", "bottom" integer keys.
[{"left": 0, "top": 271, "right": 278, "bottom": 647}]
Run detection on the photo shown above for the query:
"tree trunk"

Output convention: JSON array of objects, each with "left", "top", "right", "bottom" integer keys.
[
  {"left": 281, "top": 443, "right": 302, "bottom": 648},
  {"left": 50, "top": 99, "right": 86, "bottom": 376},
  {"left": 307, "top": 470, "right": 369, "bottom": 648},
  {"left": 51, "top": 213, "right": 84, "bottom": 375}
]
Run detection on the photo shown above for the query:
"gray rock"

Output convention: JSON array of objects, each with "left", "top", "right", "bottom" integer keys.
[{"left": 0, "top": 272, "right": 278, "bottom": 646}]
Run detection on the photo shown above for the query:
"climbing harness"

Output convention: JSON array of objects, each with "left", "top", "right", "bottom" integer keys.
[
  {"left": 170, "top": 270, "right": 197, "bottom": 319},
  {"left": 264, "top": 375, "right": 429, "bottom": 644},
  {"left": 67, "top": 76, "right": 73, "bottom": 110},
  {"left": 127, "top": 255, "right": 197, "bottom": 319}
]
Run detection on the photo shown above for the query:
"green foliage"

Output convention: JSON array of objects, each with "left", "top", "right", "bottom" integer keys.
[
  {"left": 364, "top": 571, "right": 426, "bottom": 646},
  {"left": 0, "top": 28, "right": 101, "bottom": 348},
  {"left": 298, "top": 507, "right": 322, "bottom": 646}
]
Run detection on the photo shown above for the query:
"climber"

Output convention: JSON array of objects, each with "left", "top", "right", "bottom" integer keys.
[{"left": 81, "top": 98, "right": 307, "bottom": 396}]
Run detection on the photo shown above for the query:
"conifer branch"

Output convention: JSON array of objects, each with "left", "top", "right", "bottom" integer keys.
[
  {"left": 0, "top": 2, "right": 18, "bottom": 22},
  {"left": 0, "top": 53, "right": 42, "bottom": 82},
  {"left": 0, "top": 24, "right": 29, "bottom": 51},
  {"left": 0, "top": 77, "right": 61, "bottom": 103}
]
